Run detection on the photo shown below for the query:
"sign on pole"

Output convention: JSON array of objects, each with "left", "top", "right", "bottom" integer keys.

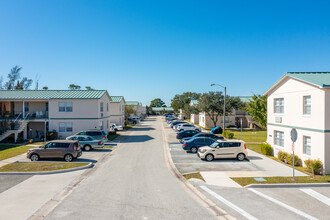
[{"left": 290, "top": 128, "right": 297, "bottom": 181}]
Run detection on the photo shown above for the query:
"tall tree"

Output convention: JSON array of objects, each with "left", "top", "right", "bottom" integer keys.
[
  {"left": 150, "top": 98, "right": 166, "bottom": 107},
  {"left": 125, "top": 105, "right": 136, "bottom": 119},
  {"left": 198, "top": 91, "right": 244, "bottom": 127},
  {"left": 3, "top": 66, "right": 33, "bottom": 90},
  {"left": 170, "top": 92, "right": 201, "bottom": 112},
  {"left": 68, "top": 84, "right": 81, "bottom": 90},
  {"left": 244, "top": 95, "right": 267, "bottom": 127},
  {"left": 85, "top": 86, "right": 94, "bottom": 90}
]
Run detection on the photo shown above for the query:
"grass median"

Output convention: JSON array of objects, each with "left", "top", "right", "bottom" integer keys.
[
  {"left": 226, "top": 129, "right": 267, "bottom": 143},
  {"left": 183, "top": 172, "right": 205, "bottom": 181},
  {"left": 232, "top": 175, "right": 330, "bottom": 186},
  {"left": 0, "top": 162, "right": 89, "bottom": 172},
  {"left": 0, "top": 144, "right": 33, "bottom": 161}
]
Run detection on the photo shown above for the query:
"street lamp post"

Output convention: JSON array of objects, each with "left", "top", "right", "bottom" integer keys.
[{"left": 210, "top": 83, "right": 226, "bottom": 132}]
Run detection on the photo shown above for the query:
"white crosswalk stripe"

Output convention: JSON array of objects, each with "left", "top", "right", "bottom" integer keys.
[
  {"left": 200, "top": 186, "right": 258, "bottom": 220},
  {"left": 300, "top": 189, "right": 330, "bottom": 206},
  {"left": 248, "top": 188, "right": 318, "bottom": 220}
]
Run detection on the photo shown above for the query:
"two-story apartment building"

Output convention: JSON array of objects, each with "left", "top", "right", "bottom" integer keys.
[
  {"left": 265, "top": 72, "right": 330, "bottom": 174},
  {"left": 0, "top": 90, "right": 111, "bottom": 141},
  {"left": 110, "top": 96, "right": 125, "bottom": 126},
  {"left": 125, "top": 101, "right": 145, "bottom": 116}
]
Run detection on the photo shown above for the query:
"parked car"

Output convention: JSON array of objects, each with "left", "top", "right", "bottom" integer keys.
[
  {"left": 75, "top": 130, "right": 107, "bottom": 140},
  {"left": 182, "top": 137, "right": 216, "bottom": 153},
  {"left": 109, "top": 123, "right": 123, "bottom": 131},
  {"left": 197, "top": 140, "right": 248, "bottom": 161},
  {"left": 170, "top": 121, "right": 188, "bottom": 128},
  {"left": 27, "top": 140, "right": 82, "bottom": 162},
  {"left": 66, "top": 135, "right": 104, "bottom": 151},
  {"left": 180, "top": 133, "right": 224, "bottom": 144},
  {"left": 177, "top": 123, "right": 201, "bottom": 132},
  {"left": 176, "top": 130, "right": 199, "bottom": 139}
]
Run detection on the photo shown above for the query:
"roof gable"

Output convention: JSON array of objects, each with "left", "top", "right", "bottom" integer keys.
[
  {"left": 0, "top": 90, "right": 108, "bottom": 100},
  {"left": 110, "top": 96, "right": 125, "bottom": 103},
  {"left": 264, "top": 72, "right": 330, "bottom": 95}
]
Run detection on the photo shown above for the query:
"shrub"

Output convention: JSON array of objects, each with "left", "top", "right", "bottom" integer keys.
[
  {"left": 223, "top": 131, "right": 234, "bottom": 139},
  {"left": 277, "top": 151, "right": 288, "bottom": 162},
  {"left": 304, "top": 159, "right": 323, "bottom": 175},
  {"left": 287, "top": 154, "right": 301, "bottom": 166},
  {"left": 260, "top": 143, "right": 273, "bottom": 156}
]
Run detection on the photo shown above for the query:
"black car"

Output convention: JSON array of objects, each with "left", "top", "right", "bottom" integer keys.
[
  {"left": 179, "top": 133, "right": 224, "bottom": 144},
  {"left": 176, "top": 130, "right": 199, "bottom": 139}
]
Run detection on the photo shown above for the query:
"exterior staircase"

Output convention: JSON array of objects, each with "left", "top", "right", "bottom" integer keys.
[{"left": 0, "top": 118, "right": 28, "bottom": 142}]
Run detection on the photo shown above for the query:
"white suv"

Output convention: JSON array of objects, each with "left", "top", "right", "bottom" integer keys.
[
  {"left": 197, "top": 140, "right": 248, "bottom": 161},
  {"left": 177, "top": 124, "right": 201, "bottom": 132}
]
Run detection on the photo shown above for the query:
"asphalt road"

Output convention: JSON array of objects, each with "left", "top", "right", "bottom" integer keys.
[{"left": 45, "top": 117, "right": 217, "bottom": 220}]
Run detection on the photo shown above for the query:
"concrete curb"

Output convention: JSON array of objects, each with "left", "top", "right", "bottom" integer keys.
[
  {"left": 161, "top": 118, "right": 233, "bottom": 220},
  {"left": 0, "top": 162, "right": 94, "bottom": 175},
  {"left": 245, "top": 183, "right": 330, "bottom": 188}
]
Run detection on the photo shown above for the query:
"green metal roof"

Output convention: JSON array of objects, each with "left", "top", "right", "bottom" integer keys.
[
  {"left": 110, "top": 96, "right": 124, "bottom": 103},
  {"left": 190, "top": 100, "right": 198, "bottom": 105},
  {"left": 152, "top": 107, "right": 174, "bottom": 111},
  {"left": 237, "top": 96, "right": 252, "bottom": 103},
  {"left": 264, "top": 72, "right": 330, "bottom": 95},
  {"left": 126, "top": 101, "right": 140, "bottom": 106},
  {"left": 0, "top": 90, "right": 108, "bottom": 100},
  {"left": 286, "top": 72, "right": 330, "bottom": 87}
]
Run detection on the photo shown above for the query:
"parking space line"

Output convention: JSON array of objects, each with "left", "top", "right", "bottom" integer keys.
[
  {"left": 300, "top": 189, "right": 330, "bottom": 206},
  {"left": 200, "top": 186, "right": 257, "bottom": 220},
  {"left": 248, "top": 189, "right": 318, "bottom": 220}
]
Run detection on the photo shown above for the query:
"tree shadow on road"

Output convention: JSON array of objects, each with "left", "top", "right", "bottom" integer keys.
[{"left": 117, "top": 135, "right": 154, "bottom": 143}]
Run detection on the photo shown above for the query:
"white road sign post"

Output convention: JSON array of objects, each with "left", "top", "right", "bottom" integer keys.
[{"left": 290, "top": 128, "right": 297, "bottom": 181}]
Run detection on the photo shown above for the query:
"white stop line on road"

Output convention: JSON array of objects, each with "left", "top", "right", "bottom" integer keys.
[
  {"left": 300, "top": 189, "right": 330, "bottom": 206},
  {"left": 248, "top": 188, "right": 318, "bottom": 220},
  {"left": 200, "top": 186, "right": 257, "bottom": 220}
]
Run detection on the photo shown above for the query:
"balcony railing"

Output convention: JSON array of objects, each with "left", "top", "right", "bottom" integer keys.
[{"left": 0, "top": 111, "right": 48, "bottom": 120}]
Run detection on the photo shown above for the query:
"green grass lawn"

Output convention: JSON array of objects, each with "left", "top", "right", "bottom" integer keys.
[
  {"left": 246, "top": 143, "right": 263, "bottom": 154},
  {"left": 183, "top": 172, "right": 205, "bottom": 181},
  {"left": 0, "top": 144, "right": 34, "bottom": 161},
  {"left": 0, "top": 162, "right": 88, "bottom": 172},
  {"left": 124, "top": 125, "right": 134, "bottom": 130},
  {"left": 107, "top": 134, "right": 120, "bottom": 141},
  {"left": 227, "top": 129, "right": 267, "bottom": 142},
  {"left": 232, "top": 175, "right": 330, "bottom": 186}
]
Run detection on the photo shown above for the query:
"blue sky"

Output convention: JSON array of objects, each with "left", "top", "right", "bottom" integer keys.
[{"left": 1, "top": 0, "right": 329, "bottom": 106}]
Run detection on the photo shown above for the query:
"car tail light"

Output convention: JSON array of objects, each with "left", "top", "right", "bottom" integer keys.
[
  {"left": 73, "top": 143, "right": 77, "bottom": 150},
  {"left": 183, "top": 143, "right": 187, "bottom": 146},
  {"left": 244, "top": 144, "right": 247, "bottom": 149},
  {"left": 102, "top": 135, "right": 106, "bottom": 138},
  {"left": 98, "top": 141, "right": 101, "bottom": 145}
]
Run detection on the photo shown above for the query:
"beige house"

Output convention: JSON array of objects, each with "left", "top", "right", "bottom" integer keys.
[
  {"left": 0, "top": 90, "right": 112, "bottom": 141},
  {"left": 125, "top": 101, "right": 145, "bottom": 116},
  {"left": 190, "top": 100, "right": 199, "bottom": 124},
  {"left": 265, "top": 72, "right": 330, "bottom": 174},
  {"left": 110, "top": 96, "right": 125, "bottom": 126}
]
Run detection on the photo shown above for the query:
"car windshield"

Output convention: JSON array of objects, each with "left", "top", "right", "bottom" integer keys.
[{"left": 209, "top": 142, "right": 219, "bottom": 148}]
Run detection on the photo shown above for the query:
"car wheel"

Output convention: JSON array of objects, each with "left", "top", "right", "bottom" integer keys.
[
  {"left": 64, "top": 154, "right": 73, "bottom": 162},
  {"left": 84, "top": 145, "right": 92, "bottom": 151},
  {"left": 191, "top": 147, "right": 198, "bottom": 153},
  {"left": 205, "top": 154, "right": 214, "bottom": 161},
  {"left": 237, "top": 153, "right": 245, "bottom": 161},
  {"left": 30, "top": 154, "right": 39, "bottom": 161}
]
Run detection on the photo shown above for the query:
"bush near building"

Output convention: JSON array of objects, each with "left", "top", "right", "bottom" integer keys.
[
  {"left": 260, "top": 143, "right": 273, "bottom": 156},
  {"left": 223, "top": 131, "right": 234, "bottom": 139},
  {"left": 277, "top": 151, "right": 288, "bottom": 162},
  {"left": 304, "top": 159, "right": 323, "bottom": 175},
  {"left": 287, "top": 153, "right": 301, "bottom": 166}
]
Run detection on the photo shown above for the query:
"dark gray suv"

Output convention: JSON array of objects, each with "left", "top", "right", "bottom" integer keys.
[{"left": 27, "top": 140, "right": 82, "bottom": 162}]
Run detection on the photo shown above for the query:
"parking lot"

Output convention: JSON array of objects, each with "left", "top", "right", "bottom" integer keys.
[{"left": 163, "top": 120, "right": 308, "bottom": 178}]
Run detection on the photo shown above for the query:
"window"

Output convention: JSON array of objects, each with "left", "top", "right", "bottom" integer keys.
[
  {"left": 100, "top": 103, "right": 104, "bottom": 112},
  {"left": 274, "top": 131, "right": 284, "bottom": 147},
  {"left": 59, "top": 122, "right": 73, "bottom": 132},
  {"left": 274, "top": 98, "right": 284, "bottom": 114},
  {"left": 221, "top": 118, "right": 229, "bottom": 123},
  {"left": 56, "top": 143, "right": 70, "bottom": 148},
  {"left": 303, "top": 96, "right": 311, "bottom": 115},
  {"left": 24, "top": 102, "right": 29, "bottom": 112},
  {"left": 100, "top": 121, "right": 103, "bottom": 130},
  {"left": 303, "top": 136, "right": 311, "bottom": 155},
  {"left": 59, "top": 103, "right": 73, "bottom": 112}
]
